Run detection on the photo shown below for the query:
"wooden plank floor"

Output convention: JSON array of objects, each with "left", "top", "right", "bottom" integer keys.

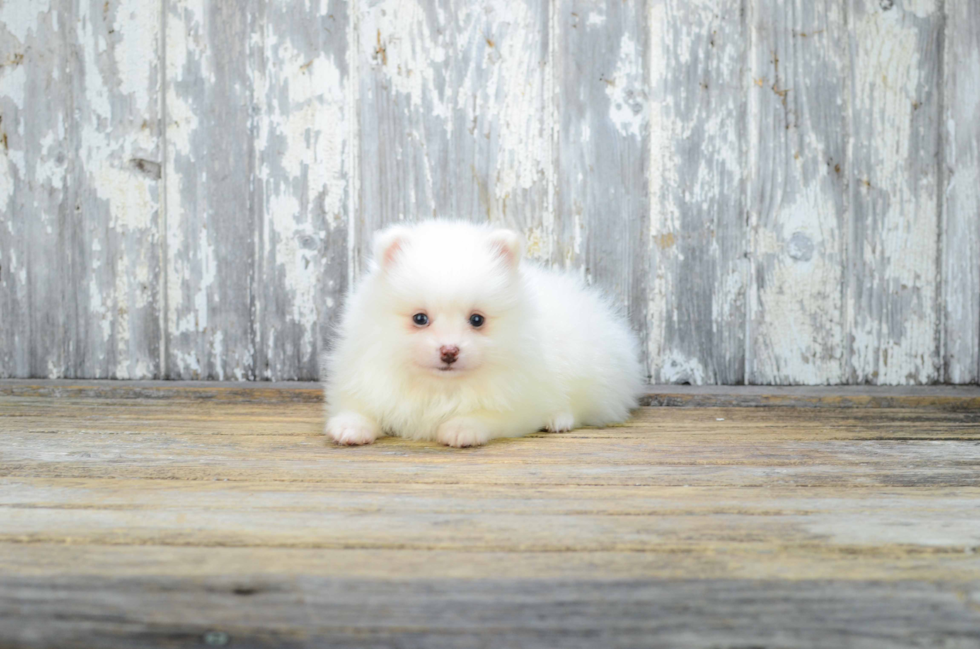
[{"left": 1, "top": 383, "right": 980, "bottom": 648}]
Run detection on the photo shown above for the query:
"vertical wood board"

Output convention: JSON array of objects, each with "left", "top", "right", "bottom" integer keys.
[
  {"left": 746, "top": 0, "right": 847, "bottom": 384},
  {"left": 253, "top": 0, "right": 350, "bottom": 380},
  {"left": 164, "top": 0, "right": 256, "bottom": 380},
  {"left": 0, "top": 2, "right": 75, "bottom": 379},
  {"left": 941, "top": 0, "right": 980, "bottom": 383},
  {"left": 847, "top": 0, "right": 943, "bottom": 384},
  {"left": 647, "top": 0, "right": 747, "bottom": 384},
  {"left": 556, "top": 0, "right": 650, "bottom": 374},
  {"left": 69, "top": 0, "right": 163, "bottom": 379}
]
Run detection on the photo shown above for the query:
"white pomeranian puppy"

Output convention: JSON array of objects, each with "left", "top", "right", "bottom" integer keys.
[{"left": 324, "top": 220, "right": 645, "bottom": 447}]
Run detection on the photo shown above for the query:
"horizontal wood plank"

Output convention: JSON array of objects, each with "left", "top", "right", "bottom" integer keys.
[{"left": 4, "top": 576, "right": 980, "bottom": 649}]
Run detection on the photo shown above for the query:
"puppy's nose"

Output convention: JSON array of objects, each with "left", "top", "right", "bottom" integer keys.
[{"left": 439, "top": 345, "right": 459, "bottom": 364}]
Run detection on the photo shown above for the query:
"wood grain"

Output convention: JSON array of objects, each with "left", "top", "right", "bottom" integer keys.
[
  {"left": 555, "top": 0, "right": 649, "bottom": 371},
  {"left": 3, "top": 576, "right": 980, "bottom": 649},
  {"left": 747, "top": 0, "right": 847, "bottom": 384},
  {"left": 164, "top": 0, "right": 257, "bottom": 380},
  {"left": 847, "top": 0, "right": 944, "bottom": 384},
  {"left": 942, "top": 0, "right": 980, "bottom": 383},
  {"left": 0, "top": 2, "right": 76, "bottom": 378},
  {"left": 1, "top": 390, "right": 980, "bottom": 646},
  {"left": 647, "top": 0, "right": 746, "bottom": 384},
  {"left": 253, "top": 0, "right": 350, "bottom": 380}
]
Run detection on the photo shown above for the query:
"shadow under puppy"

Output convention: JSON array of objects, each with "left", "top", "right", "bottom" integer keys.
[{"left": 325, "top": 220, "right": 645, "bottom": 447}]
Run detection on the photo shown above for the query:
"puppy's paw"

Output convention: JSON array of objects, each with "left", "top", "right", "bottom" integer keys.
[
  {"left": 326, "top": 412, "right": 380, "bottom": 446},
  {"left": 546, "top": 412, "right": 576, "bottom": 433},
  {"left": 436, "top": 417, "right": 491, "bottom": 448}
]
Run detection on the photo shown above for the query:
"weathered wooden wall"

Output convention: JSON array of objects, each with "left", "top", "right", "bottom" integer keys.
[{"left": 0, "top": 0, "right": 977, "bottom": 384}]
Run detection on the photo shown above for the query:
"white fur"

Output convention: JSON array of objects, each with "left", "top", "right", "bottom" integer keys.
[{"left": 324, "top": 220, "right": 645, "bottom": 447}]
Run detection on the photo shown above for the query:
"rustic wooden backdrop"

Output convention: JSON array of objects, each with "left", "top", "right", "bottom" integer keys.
[{"left": 0, "top": 0, "right": 977, "bottom": 384}]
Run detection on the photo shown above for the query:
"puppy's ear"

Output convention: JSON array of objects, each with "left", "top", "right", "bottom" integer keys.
[
  {"left": 373, "top": 225, "right": 412, "bottom": 271},
  {"left": 488, "top": 229, "right": 523, "bottom": 270}
]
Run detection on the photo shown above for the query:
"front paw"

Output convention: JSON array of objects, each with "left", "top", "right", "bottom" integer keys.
[
  {"left": 546, "top": 412, "right": 575, "bottom": 433},
  {"left": 436, "top": 417, "right": 491, "bottom": 448},
  {"left": 326, "top": 412, "right": 380, "bottom": 446}
]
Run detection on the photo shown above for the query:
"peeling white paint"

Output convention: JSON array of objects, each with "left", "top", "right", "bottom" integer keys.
[
  {"left": 78, "top": 0, "right": 161, "bottom": 379},
  {"left": 523, "top": 225, "right": 546, "bottom": 261},
  {"left": 114, "top": 261, "right": 131, "bottom": 379},
  {"left": 165, "top": 0, "right": 215, "bottom": 377},
  {"left": 0, "top": 147, "right": 13, "bottom": 212},
  {"left": 0, "top": 0, "right": 53, "bottom": 44},
  {"left": 904, "top": 0, "right": 937, "bottom": 19},
  {"left": 646, "top": 0, "right": 668, "bottom": 379},
  {"left": 659, "top": 350, "right": 707, "bottom": 385},
  {"left": 112, "top": 0, "right": 160, "bottom": 114},
  {"left": 255, "top": 10, "right": 348, "bottom": 373},
  {"left": 88, "top": 275, "right": 111, "bottom": 344},
  {"left": 360, "top": 0, "right": 451, "bottom": 123},
  {"left": 586, "top": 10, "right": 606, "bottom": 28},
  {"left": 0, "top": 62, "right": 26, "bottom": 117},
  {"left": 942, "top": 3, "right": 980, "bottom": 383},
  {"left": 193, "top": 222, "right": 213, "bottom": 334},
  {"left": 96, "top": 166, "right": 156, "bottom": 231},
  {"left": 212, "top": 330, "right": 225, "bottom": 381},
  {"left": 647, "top": 0, "right": 743, "bottom": 384},
  {"left": 34, "top": 131, "right": 65, "bottom": 192},
  {"left": 487, "top": 1, "right": 550, "bottom": 201},
  {"left": 46, "top": 358, "right": 63, "bottom": 380},
  {"left": 850, "top": 0, "right": 940, "bottom": 384},
  {"left": 745, "top": 0, "right": 849, "bottom": 386},
  {"left": 605, "top": 31, "right": 647, "bottom": 138},
  {"left": 77, "top": 1, "right": 111, "bottom": 122}
]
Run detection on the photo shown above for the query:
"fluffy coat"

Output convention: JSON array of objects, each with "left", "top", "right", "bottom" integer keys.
[{"left": 324, "top": 220, "right": 645, "bottom": 447}]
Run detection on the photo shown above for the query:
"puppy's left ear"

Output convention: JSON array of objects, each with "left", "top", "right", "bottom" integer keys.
[
  {"left": 373, "top": 225, "right": 412, "bottom": 271},
  {"left": 488, "top": 229, "right": 523, "bottom": 271}
]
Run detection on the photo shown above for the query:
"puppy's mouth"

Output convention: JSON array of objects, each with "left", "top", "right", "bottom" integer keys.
[
  {"left": 430, "top": 363, "right": 465, "bottom": 374},
  {"left": 420, "top": 361, "right": 468, "bottom": 375}
]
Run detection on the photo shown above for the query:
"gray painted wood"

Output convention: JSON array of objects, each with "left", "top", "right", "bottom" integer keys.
[
  {"left": 253, "top": 0, "right": 350, "bottom": 380},
  {"left": 164, "top": 0, "right": 256, "bottom": 380},
  {"left": 746, "top": 0, "right": 848, "bottom": 385},
  {"left": 0, "top": 2, "right": 75, "bottom": 379},
  {"left": 0, "top": 0, "right": 163, "bottom": 381},
  {"left": 556, "top": 0, "right": 649, "bottom": 373},
  {"left": 647, "top": 0, "right": 746, "bottom": 384},
  {"left": 1, "top": 0, "right": 978, "bottom": 384},
  {"left": 942, "top": 0, "right": 980, "bottom": 384},
  {"left": 847, "top": 0, "right": 943, "bottom": 384},
  {"left": 71, "top": 0, "right": 164, "bottom": 379}
]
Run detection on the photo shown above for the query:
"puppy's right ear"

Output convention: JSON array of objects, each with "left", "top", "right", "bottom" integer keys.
[
  {"left": 373, "top": 225, "right": 412, "bottom": 271},
  {"left": 488, "top": 229, "right": 523, "bottom": 271}
]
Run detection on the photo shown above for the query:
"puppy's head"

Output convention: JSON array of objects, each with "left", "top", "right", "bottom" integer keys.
[{"left": 368, "top": 221, "right": 525, "bottom": 381}]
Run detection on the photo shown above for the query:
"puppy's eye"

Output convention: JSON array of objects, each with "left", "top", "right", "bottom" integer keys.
[
  {"left": 412, "top": 313, "right": 429, "bottom": 326},
  {"left": 468, "top": 314, "right": 485, "bottom": 328}
]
